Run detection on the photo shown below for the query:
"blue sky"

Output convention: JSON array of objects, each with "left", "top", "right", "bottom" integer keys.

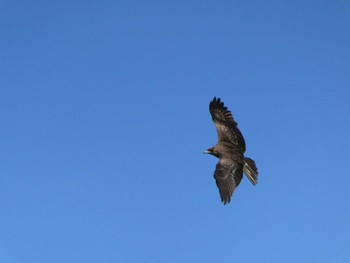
[{"left": 1, "top": 1, "right": 350, "bottom": 262}]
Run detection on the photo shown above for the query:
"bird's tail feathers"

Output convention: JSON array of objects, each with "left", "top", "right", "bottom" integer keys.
[{"left": 243, "top": 157, "right": 258, "bottom": 185}]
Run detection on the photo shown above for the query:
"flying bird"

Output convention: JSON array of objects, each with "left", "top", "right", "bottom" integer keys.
[{"left": 204, "top": 97, "right": 258, "bottom": 205}]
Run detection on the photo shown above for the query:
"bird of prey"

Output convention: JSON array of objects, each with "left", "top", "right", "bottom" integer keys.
[{"left": 204, "top": 97, "right": 258, "bottom": 205}]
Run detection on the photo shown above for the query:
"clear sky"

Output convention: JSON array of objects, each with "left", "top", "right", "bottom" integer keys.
[{"left": 1, "top": 1, "right": 350, "bottom": 262}]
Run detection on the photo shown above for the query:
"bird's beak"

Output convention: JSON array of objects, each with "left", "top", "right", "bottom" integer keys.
[{"left": 203, "top": 150, "right": 210, "bottom": 154}]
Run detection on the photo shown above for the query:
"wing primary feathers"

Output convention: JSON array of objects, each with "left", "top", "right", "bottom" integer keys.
[
  {"left": 209, "top": 97, "right": 246, "bottom": 152},
  {"left": 214, "top": 162, "right": 243, "bottom": 205}
]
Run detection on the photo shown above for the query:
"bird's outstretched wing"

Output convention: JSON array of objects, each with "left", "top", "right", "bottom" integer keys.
[
  {"left": 214, "top": 160, "right": 243, "bottom": 205},
  {"left": 209, "top": 97, "right": 246, "bottom": 152}
]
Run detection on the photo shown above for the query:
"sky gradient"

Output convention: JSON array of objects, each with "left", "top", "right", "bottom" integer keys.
[{"left": 1, "top": 1, "right": 350, "bottom": 262}]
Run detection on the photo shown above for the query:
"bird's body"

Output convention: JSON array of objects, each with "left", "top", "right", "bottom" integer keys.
[{"left": 205, "top": 97, "right": 258, "bottom": 205}]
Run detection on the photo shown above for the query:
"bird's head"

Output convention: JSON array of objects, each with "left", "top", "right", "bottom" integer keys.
[{"left": 204, "top": 147, "right": 219, "bottom": 158}]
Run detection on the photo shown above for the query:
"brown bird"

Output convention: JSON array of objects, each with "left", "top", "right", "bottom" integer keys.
[{"left": 204, "top": 97, "right": 258, "bottom": 204}]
